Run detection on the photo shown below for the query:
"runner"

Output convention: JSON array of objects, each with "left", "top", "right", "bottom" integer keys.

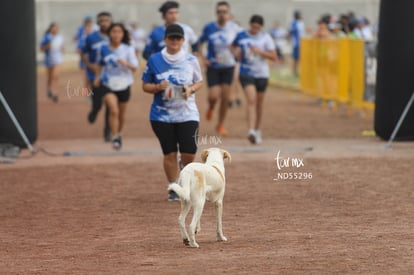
[
  {"left": 142, "top": 24, "right": 203, "bottom": 201},
  {"left": 40, "top": 22, "right": 64, "bottom": 103},
  {"left": 232, "top": 15, "right": 277, "bottom": 144},
  {"left": 198, "top": 1, "right": 241, "bottom": 136},
  {"left": 81, "top": 12, "right": 112, "bottom": 142},
  {"left": 76, "top": 18, "right": 94, "bottom": 94},
  {"left": 94, "top": 23, "right": 138, "bottom": 150},
  {"left": 142, "top": 1, "right": 198, "bottom": 60}
]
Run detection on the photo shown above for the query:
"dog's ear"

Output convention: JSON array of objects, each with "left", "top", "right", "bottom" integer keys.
[
  {"left": 201, "top": 149, "right": 209, "bottom": 162},
  {"left": 221, "top": 150, "right": 232, "bottom": 163}
]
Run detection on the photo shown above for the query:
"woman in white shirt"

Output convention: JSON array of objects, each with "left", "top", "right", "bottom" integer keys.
[
  {"left": 232, "top": 15, "right": 277, "bottom": 144},
  {"left": 94, "top": 23, "right": 138, "bottom": 150}
]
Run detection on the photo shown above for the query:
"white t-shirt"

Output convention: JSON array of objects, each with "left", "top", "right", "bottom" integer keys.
[
  {"left": 233, "top": 30, "right": 275, "bottom": 78},
  {"left": 98, "top": 43, "right": 139, "bottom": 91},
  {"left": 41, "top": 33, "right": 64, "bottom": 66}
]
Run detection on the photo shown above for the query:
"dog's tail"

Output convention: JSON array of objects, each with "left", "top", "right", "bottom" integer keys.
[{"left": 168, "top": 172, "right": 191, "bottom": 201}]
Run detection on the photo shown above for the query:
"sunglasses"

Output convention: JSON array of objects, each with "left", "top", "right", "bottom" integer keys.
[{"left": 216, "top": 10, "right": 228, "bottom": 14}]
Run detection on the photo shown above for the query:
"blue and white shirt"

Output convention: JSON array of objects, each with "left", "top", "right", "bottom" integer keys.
[
  {"left": 40, "top": 33, "right": 64, "bottom": 67},
  {"left": 143, "top": 22, "right": 198, "bottom": 58},
  {"left": 97, "top": 43, "right": 138, "bottom": 91},
  {"left": 232, "top": 30, "right": 275, "bottom": 78},
  {"left": 77, "top": 32, "right": 89, "bottom": 69},
  {"left": 142, "top": 49, "right": 202, "bottom": 123},
  {"left": 198, "top": 21, "right": 241, "bottom": 69},
  {"left": 290, "top": 19, "right": 305, "bottom": 48},
  {"left": 82, "top": 31, "right": 109, "bottom": 81}
]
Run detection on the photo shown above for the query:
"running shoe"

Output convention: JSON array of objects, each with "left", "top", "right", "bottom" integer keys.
[
  {"left": 216, "top": 125, "right": 229, "bottom": 136},
  {"left": 112, "top": 135, "right": 122, "bottom": 151},
  {"left": 47, "top": 91, "right": 58, "bottom": 103},
  {"left": 247, "top": 129, "right": 257, "bottom": 144},
  {"left": 255, "top": 129, "right": 262, "bottom": 144},
  {"left": 88, "top": 111, "right": 97, "bottom": 124}
]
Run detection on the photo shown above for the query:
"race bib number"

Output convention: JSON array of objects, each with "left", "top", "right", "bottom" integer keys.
[
  {"left": 247, "top": 48, "right": 262, "bottom": 63},
  {"left": 108, "top": 76, "right": 129, "bottom": 91},
  {"left": 163, "top": 84, "right": 185, "bottom": 100}
]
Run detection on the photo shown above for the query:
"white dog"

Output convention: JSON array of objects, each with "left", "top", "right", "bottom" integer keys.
[{"left": 168, "top": 148, "right": 231, "bottom": 248}]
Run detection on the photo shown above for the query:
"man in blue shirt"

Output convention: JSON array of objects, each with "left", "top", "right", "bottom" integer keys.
[
  {"left": 198, "top": 1, "right": 241, "bottom": 136},
  {"left": 142, "top": 1, "right": 198, "bottom": 60},
  {"left": 81, "top": 12, "right": 112, "bottom": 142}
]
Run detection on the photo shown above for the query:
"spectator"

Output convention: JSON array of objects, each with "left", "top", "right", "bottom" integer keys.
[
  {"left": 354, "top": 17, "right": 374, "bottom": 42},
  {"left": 330, "top": 22, "right": 346, "bottom": 38},
  {"left": 347, "top": 19, "right": 359, "bottom": 39},
  {"left": 314, "top": 19, "right": 332, "bottom": 39}
]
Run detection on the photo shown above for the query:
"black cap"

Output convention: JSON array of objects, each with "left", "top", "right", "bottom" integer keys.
[
  {"left": 159, "top": 1, "right": 179, "bottom": 15},
  {"left": 165, "top": 24, "right": 184, "bottom": 38}
]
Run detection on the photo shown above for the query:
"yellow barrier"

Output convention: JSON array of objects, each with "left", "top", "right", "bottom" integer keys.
[{"left": 299, "top": 37, "right": 373, "bottom": 111}]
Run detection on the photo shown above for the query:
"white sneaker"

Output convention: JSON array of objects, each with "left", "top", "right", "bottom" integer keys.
[
  {"left": 255, "top": 129, "right": 262, "bottom": 144},
  {"left": 247, "top": 129, "right": 256, "bottom": 144},
  {"left": 168, "top": 182, "right": 180, "bottom": 201}
]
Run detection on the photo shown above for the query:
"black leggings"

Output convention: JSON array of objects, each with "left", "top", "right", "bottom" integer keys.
[
  {"left": 91, "top": 82, "right": 110, "bottom": 130},
  {"left": 151, "top": 121, "right": 199, "bottom": 155}
]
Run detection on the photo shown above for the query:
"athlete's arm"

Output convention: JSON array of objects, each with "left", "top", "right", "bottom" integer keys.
[
  {"left": 183, "top": 81, "right": 203, "bottom": 100},
  {"left": 250, "top": 46, "right": 277, "bottom": 62},
  {"left": 93, "top": 65, "right": 102, "bottom": 88},
  {"left": 142, "top": 80, "right": 169, "bottom": 94}
]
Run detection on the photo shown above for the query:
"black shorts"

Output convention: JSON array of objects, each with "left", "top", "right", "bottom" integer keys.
[
  {"left": 206, "top": 66, "right": 235, "bottom": 87},
  {"left": 100, "top": 85, "right": 131, "bottom": 103},
  {"left": 239, "top": 75, "right": 269, "bottom": 93},
  {"left": 151, "top": 121, "right": 199, "bottom": 155}
]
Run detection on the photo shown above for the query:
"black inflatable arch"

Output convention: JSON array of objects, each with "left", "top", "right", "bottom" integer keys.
[
  {"left": 375, "top": 0, "right": 414, "bottom": 140},
  {"left": 0, "top": 0, "right": 37, "bottom": 147}
]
